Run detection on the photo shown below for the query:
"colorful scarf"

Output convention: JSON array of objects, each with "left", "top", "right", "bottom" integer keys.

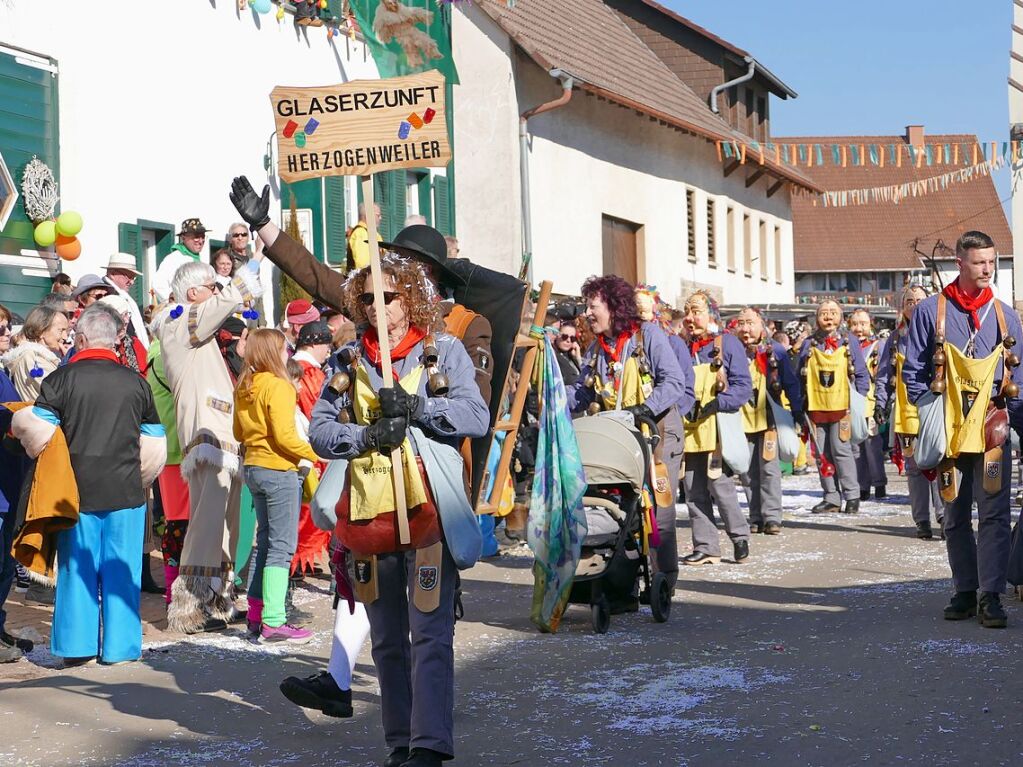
[{"left": 361, "top": 325, "right": 427, "bottom": 380}]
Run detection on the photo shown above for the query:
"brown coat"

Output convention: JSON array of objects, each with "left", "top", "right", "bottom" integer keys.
[{"left": 263, "top": 231, "right": 494, "bottom": 406}]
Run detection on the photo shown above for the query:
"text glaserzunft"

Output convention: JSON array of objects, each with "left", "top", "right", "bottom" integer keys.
[{"left": 270, "top": 70, "right": 451, "bottom": 182}]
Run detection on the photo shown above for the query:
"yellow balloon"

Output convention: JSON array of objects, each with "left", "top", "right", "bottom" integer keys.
[{"left": 56, "top": 210, "right": 83, "bottom": 237}]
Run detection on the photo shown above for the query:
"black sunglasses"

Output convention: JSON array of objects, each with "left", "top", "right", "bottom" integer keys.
[
  {"left": 231, "top": 232, "right": 249, "bottom": 238},
  {"left": 359, "top": 291, "right": 400, "bottom": 307},
  {"left": 559, "top": 333, "right": 577, "bottom": 342}
]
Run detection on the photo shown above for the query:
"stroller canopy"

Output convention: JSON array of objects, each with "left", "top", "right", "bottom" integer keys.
[{"left": 573, "top": 414, "right": 647, "bottom": 492}]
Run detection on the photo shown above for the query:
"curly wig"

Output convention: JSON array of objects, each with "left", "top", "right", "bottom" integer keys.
[
  {"left": 581, "top": 275, "right": 639, "bottom": 337},
  {"left": 341, "top": 253, "right": 443, "bottom": 334}
]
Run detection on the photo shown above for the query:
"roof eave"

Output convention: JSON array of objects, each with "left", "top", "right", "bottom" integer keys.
[{"left": 725, "top": 52, "right": 797, "bottom": 99}]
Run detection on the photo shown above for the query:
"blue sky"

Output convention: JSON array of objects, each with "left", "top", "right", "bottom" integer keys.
[{"left": 664, "top": 0, "right": 1014, "bottom": 201}]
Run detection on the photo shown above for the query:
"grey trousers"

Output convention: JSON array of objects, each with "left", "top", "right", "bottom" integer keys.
[
  {"left": 742, "top": 432, "right": 783, "bottom": 525},
  {"left": 854, "top": 433, "right": 886, "bottom": 491},
  {"left": 905, "top": 452, "right": 943, "bottom": 525},
  {"left": 366, "top": 542, "right": 457, "bottom": 758},
  {"left": 945, "top": 450, "right": 1012, "bottom": 594},
  {"left": 816, "top": 422, "right": 860, "bottom": 505},
  {"left": 685, "top": 452, "right": 750, "bottom": 556},
  {"left": 653, "top": 410, "right": 685, "bottom": 588}
]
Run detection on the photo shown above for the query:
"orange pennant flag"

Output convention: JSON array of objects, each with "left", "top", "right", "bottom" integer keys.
[
  {"left": 896, "top": 144, "right": 902, "bottom": 168},
  {"left": 740, "top": 143, "right": 747, "bottom": 164},
  {"left": 972, "top": 144, "right": 978, "bottom": 165},
  {"left": 953, "top": 144, "right": 959, "bottom": 165},
  {"left": 841, "top": 145, "right": 847, "bottom": 167},
  {"left": 879, "top": 145, "right": 885, "bottom": 168},
  {"left": 775, "top": 143, "right": 781, "bottom": 164},
  {"left": 716, "top": 141, "right": 723, "bottom": 162}
]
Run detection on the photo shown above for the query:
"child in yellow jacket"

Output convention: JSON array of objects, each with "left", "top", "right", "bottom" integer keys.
[{"left": 233, "top": 329, "right": 319, "bottom": 643}]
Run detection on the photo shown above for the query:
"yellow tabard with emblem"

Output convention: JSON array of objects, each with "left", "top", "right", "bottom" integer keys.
[
  {"left": 806, "top": 346, "right": 851, "bottom": 413},
  {"left": 349, "top": 363, "right": 430, "bottom": 521},
  {"left": 864, "top": 343, "right": 879, "bottom": 414},
  {"left": 943, "top": 342, "right": 1002, "bottom": 457},
  {"left": 893, "top": 352, "right": 919, "bottom": 436},
  {"left": 684, "top": 363, "right": 719, "bottom": 452},
  {"left": 741, "top": 358, "right": 768, "bottom": 434},
  {"left": 596, "top": 356, "right": 651, "bottom": 411}
]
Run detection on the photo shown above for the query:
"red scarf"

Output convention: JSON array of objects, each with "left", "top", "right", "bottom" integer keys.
[
  {"left": 753, "top": 345, "right": 769, "bottom": 375},
  {"left": 72, "top": 348, "right": 118, "bottom": 364},
  {"left": 942, "top": 281, "right": 993, "bottom": 331},
  {"left": 859, "top": 338, "right": 873, "bottom": 350},
  {"left": 689, "top": 335, "right": 715, "bottom": 360},
  {"left": 362, "top": 325, "right": 428, "bottom": 380},
  {"left": 823, "top": 334, "right": 840, "bottom": 351},
  {"left": 598, "top": 324, "right": 639, "bottom": 365}
]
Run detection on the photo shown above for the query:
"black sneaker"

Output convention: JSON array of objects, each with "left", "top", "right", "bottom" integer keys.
[
  {"left": 943, "top": 591, "right": 977, "bottom": 621},
  {"left": 2, "top": 630, "right": 34, "bottom": 653},
  {"left": 383, "top": 747, "right": 410, "bottom": 767},
  {"left": 811, "top": 501, "right": 840, "bottom": 514},
  {"left": 400, "top": 748, "right": 445, "bottom": 767},
  {"left": 978, "top": 592, "right": 1007, "bottom": 628},
  {"left": 915, "top": 521, "right": 933, "bottom": 540},
  {"left": 842, "top": 499, "right": 860, "bottom": 514},
  {"left": 279, "top": 671, "right": 354, "bottom": 718},
  {"left": 733, "top": 539, "right": 750, "bottom": 563},
  {"left": 860, "top": 489, "right": 871, "bottom": 501},
  {"left": 874, "top": 485, "right": 887, "bottom": 499}
]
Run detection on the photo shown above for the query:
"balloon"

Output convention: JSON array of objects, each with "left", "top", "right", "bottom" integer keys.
[
  {"left": 55, "top": 210, "right": 83, "bottom": 237},
  {"left": 34, "top": 220, "right": 57, "bottom": 247},
  {"left": 319, "top": 0, "right": 328, "bottom": 8},
  {"left": 55, "top": 234, "right": 82, "bottom": 261},
  {"left": 252, "top": 0, "right": 272, "bottom": 13}
]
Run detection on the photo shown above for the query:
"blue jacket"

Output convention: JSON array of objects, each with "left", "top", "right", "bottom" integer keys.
[
  {"left": 688, "top": 333, "right": 753, "bottom": 413},
  {"left": 746, "top": 339, "right": 803, "bottom": 421}
]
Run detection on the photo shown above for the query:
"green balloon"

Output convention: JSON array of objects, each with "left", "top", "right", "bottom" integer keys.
[
  {"left": 34, "top": 220, "right": 57, "bottom": 247},
  {"left": 56, "top": 210, "right": 83, "bottom": 237}
]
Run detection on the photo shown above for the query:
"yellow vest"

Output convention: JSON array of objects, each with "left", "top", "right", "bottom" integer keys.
[
  {"left": 349, "top": 363, "right": 430, "bottom": 520},
  {"left": 741, "top": 357, "right": 769, "bottom": 434},
  {"left": 596, "top": 354, "right": 652, "bottom": 410},
  {"left": 863, "top": 342, "right": 879, "bottom": 413},
  {"left": 943, "top": 342, "right": 1002, "bottom": 457},
  {"left": 806, "top": 346, "right": 851, "bottom": 413},
  {"left": 684, "top": 363, "right": 719, "bottom": 452},
  {"left": 893, "top": 351, "right": 919, "bottom": 436}
]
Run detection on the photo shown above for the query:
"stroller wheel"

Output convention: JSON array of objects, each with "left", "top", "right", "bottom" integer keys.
[
  {"left": 650, "top": 572, "right": 672, "bottom": 623},
  {"left": 591, "top": 596, "right": 611, "bottom": 634}
]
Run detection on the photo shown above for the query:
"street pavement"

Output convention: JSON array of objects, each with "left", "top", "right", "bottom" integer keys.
[{"left": 1, "top": 466, "right": 1021, "bottom": 766}]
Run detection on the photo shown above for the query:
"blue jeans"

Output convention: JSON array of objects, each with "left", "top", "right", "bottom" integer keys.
[
  {"left": 244, "top": 466, "right": 301, "bottom": 602},
  {"left": 0, "top": 512, "right": 16, "bottom": 633}
]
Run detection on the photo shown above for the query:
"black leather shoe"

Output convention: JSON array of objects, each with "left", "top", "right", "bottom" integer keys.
[
  {"left": 763, "top": 521, "right": 782, "bottom": 535},
  {"left": 383, "top": 748, "right": 410, "bottom": 767},
  {"left": 811, "top": 501, "right": 840, "bottom": 514},
  {"left": 860, "top": 489, "right": 871, "bottom": 501},
  {"left": 682, "top": 552, "right": 720, "bottom": 566},
  {"left": 915, "top": 521, "right": 933, "bottom": 540},
  {"left": 842, "top": 499, "right": 860, "bottom": 514},
  {"left": 943, "top": 591, "right": 977, "bottom": 621},
  {"left": 874, "top": 485, "right": 887, "bottom": 499},
  {"left": 749, "top": 521, "right": 762, "bottom": 534},
  {"left": 979, "top": 592, "right": 1007, "bottom": 628},
  {"left": 400, "top": 749, "right": 445, "bottom": 767},
  {"left": 280, "top": 671, "right": 354, "bottom": 718},
  {"left": 733, "top": 539, "right": 750, "bottom": 563}
]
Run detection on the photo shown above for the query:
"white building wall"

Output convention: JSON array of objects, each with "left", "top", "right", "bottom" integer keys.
[{"left": 0, "top": 0, "right": 379, "bottom": 291}]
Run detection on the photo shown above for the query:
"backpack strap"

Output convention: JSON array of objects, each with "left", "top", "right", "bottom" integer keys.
[
  {"left": 992, "top": 300, "right": 1011, "bottom": 398},
  {"left": 936, "top": 294, "right": 947, "bottom": 343}
]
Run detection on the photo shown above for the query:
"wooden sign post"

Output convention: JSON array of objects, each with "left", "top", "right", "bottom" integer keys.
[{"left": 271, "top": 71, "right": 451, "bottom": 544}]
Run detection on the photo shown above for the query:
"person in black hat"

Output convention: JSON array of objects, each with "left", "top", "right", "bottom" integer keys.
[
  {"left": 229, "top": 176, "right": 494, "bottom": 406},
  {"left": 153, "top": 218, "right": 212, "bottom": 303}
]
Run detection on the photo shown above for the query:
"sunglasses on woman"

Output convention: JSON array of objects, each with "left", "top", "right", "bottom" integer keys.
[
  {"left": 359, "top": 291, "right": 400, "bottom": 306},
  {"left": 559, "top": 333, "right": 577, "bottom": 342}
]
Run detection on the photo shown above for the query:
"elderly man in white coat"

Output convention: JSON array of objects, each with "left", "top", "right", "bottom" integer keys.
[
  {"left": 155, "top": 258, "right": 262, "bottom": 633},
  {"left": 102, "top": 253, "right": 150, "bottom": 348}
]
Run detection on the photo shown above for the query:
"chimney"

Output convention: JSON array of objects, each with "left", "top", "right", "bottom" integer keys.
[{"left": 905, "top": 124, "right": 925, "bottom": 146}]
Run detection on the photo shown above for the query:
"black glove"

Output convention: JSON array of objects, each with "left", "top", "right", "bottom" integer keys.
[
  {"left": 365, "top": 416, "right": 407, "bottom": 452},
  {"left": 378, "top": 387, "right": 423, "bottom": 420},
  {"left": 229, "top": 176, "right": 271, "bottom": 230},
  {"left": 873, "top": 405, "right": 887, "bottom": 425},
  {"left": 697, "top": 398, "right": 720, "bottom": 420},
  {"left": 624, "top": 403, "right": 655, "bottom": 426}
]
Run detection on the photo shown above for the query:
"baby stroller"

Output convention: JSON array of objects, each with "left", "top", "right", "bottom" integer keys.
[{"left": 568, "top": 411, "right": 672, "bottom": 633}]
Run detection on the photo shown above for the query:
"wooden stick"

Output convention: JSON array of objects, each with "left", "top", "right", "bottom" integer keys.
[{"left": 362, "top": 174, "right": 410, "bottom": 545}]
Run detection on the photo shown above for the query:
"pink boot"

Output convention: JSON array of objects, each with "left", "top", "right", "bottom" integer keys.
[
  {"left": 164, "top": 565, "right": 179, "bottom": 606},
  {"left": 247, "top": 598, "right": 264, "bottom": 638}
]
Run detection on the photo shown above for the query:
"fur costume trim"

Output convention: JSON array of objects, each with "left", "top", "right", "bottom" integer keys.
[
  {"left": 1, "top": 340, "right": 60, "bottom": 371},
  {"left": 180, "top": 442, "right": 240, "bottom": 480}
]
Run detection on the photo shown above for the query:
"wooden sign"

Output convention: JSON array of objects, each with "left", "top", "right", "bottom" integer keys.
[{"left": 270, "top": 70, "right": 450, "bottom": 183}]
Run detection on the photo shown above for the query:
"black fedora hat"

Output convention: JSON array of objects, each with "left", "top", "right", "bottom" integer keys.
[{"left": 379, "top": 225, "right": 466, "bottom": 286}]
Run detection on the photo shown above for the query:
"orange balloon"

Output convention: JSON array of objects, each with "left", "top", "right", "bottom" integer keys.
[{"left": 55, "top": 234, "right": 82, "bottom": 261}]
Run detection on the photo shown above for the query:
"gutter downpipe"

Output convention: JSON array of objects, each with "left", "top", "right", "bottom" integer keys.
[
  {"left": 709, "top": 56, "right": 756, "bottom": 113},
  {"left": 519, "top": 69, "right": 574, "bottom": 283}
]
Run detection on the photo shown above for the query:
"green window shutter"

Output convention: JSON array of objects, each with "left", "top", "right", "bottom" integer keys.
[
  {"left": 417, "top": 173, "right": 432, "bottom": 226},
  {"left": 433, "top": 175, "right": 450, "bottom": 236},
  {"left": 118, "top": 222, "right": 145, "bottom": 305},
  {"left": 374, "top": 171, "right": 407, "bottom": 240},
  {"left": 324, "top": 176, "right": 347, "bottom": 267}
]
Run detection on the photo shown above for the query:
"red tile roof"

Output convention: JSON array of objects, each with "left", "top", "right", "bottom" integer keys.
[
  {"left": 777, "top": 133, "right": 1013, "bottom": 272},
  {"left": 476, "top": 0, "right": 820, "bottom": 192}
]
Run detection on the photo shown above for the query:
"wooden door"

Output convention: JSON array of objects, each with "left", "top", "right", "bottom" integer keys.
[{"left": 601, "top": 215, "right": 640, "bottom": 283}]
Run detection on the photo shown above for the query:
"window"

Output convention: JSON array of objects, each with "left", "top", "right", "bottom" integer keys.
[
  {"left": 433, "top": 174, "right": 452, "bottom": 236},
  {"left": 758, "top": 219, "right": 768, "bottom": 280},
  {"left": 813, "top": 274, "right": 829, "bottom": 291},
  {"left": 706, "top": 199, "right": 717, "bottom": 267},
  {"left": 0, "top": 149, "right": 15, "bottom": 231},
  {"left": 743, "top": 213, "right": 752, "bottom": 276},
  {"left": 686, "top": 189, "right": 696, "bottom": 263},
  {"left": 774, "top": 226, "right": 782, "bottom": 284},
  {"left": 726, "top": 206, "right": 736, "bottom": 271},
  {"left": 878, "top": 272, "right": 893, "bottom": 291}
]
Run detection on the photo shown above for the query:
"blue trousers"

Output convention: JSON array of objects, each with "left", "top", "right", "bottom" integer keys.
[
  {"left": 0, "top": 511, "right": 16, "bottom": 634},
  {"left": 53, "top": 505, "right": 146, "bottom": 663},
  {"left": 244, "top": 466, "right": 301, "bottom": 602}
]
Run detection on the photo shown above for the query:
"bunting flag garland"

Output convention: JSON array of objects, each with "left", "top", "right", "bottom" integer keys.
[{"left": 714, "top": 137, "right": 1015, "bottom": 207}]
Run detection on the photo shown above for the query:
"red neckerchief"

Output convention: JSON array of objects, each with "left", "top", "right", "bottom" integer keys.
[
  {"left": 362, "top": 325, "right": 428, "bottom": 381},
  {"left": 689, "top": 335, "right": 715, "bottom": 360},
  {"left": 823, "top": 334, "right": 840, "bottom": 351},
  {"left": 753, "top": 344, "right": 769, "bottom": 375},
  {"left": 942, "top": 281, "right": 993, "bottom": 331},
  {"left": 859, "top": 338, "right": 874, "bottom": 350},
  {"left": 598, "top": 324, "right": 638, "bottom": 365},
  {"left": 73, "top": 348, "right": 118, "bottom": 363}
]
